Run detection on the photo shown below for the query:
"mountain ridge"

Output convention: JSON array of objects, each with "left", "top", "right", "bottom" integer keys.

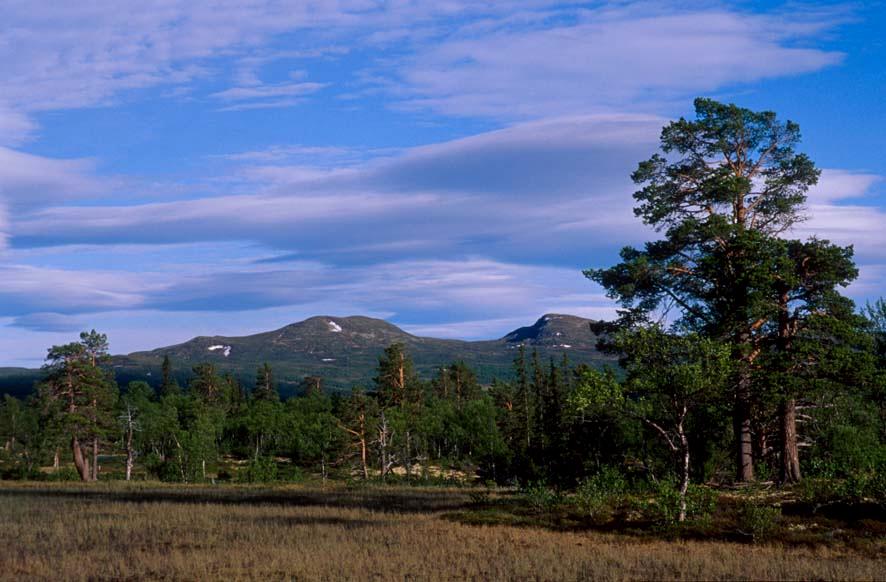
[{"left": 1, "top": 314, "right": 610, "bottom": 397}]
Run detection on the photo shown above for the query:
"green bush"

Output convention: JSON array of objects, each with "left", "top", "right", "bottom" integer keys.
[
  {"left": 736, "top": 501, "right": 781, "bottom": 543},
  {"left": 647, "top": 480, "right": 717, "bottom": 526},
  {"left": 798, "top": 471, "right": 886, "bottom": 505},
  {"left": 574, "top": 466, "right": 627, "bottom": 519},
  {"left": 237, "top": 456, "right": 279, "bottom": 483},
  {"left": 522, "top": 482, "right": 561, "bottom": 514},
  {"left": 144, "top": 453, "right": 185, "bottom": 482},
  {"left": 278, "top": 464, "right": 305, "bottom": 483}
]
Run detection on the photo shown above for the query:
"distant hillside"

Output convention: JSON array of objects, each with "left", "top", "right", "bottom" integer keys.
[
  {"left": 2, "top": 314, "right": 611, "bottom": 396},
  {"left": 0, "top": 368, "right": 43, "bottom": 399}
]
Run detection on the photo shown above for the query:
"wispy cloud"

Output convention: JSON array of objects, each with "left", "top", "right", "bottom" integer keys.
[
  {"left": 10, "top": 115, "right": 661, "bottom": 263},
  {"left": 212, "top": 82, "right": 325, "bottom": 100},
  {"left": 383, "top": 7, "right": 845, "bottom": 118},
  {"left": 0, "top": 256, "right": 612, "bottom": 333},
  {"left": 0, "top": 147, "right": 113, "bottom": 211},
  {"left": 11, "top": 312, "right": 85, "bottom": 333},
  {"left": 0, "top": 105, "right": 37, "bottom": 146}
]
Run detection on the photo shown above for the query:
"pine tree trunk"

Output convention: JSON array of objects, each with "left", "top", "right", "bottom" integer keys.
[
  {"left": 405, "top": 430, "right": 412, "bottom": 479},
  {"left": 734, "top": 369, "right": 755, "bottom": 482},
  {"left": 53, "top": 448, "right": 60, "bottom": 470},
  {"left": 72, "top": 436, "right": 90, "bottom": 481},
  {"left": 360, "top": 435, "right": 368, "bottom": 480},
  {"left": 91, "top": 437, "right": 99, "bottom": 481},
  {"left": 779, "top": 398, "right": 801, "bottom": 484}
]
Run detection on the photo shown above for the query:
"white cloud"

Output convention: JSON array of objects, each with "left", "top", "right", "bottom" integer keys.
[
  {"left": 0, "top": 265, "right": 151, "bottom": 316},
  {"left": 807, "top": 169, "right": 881, "bottom": 204},
  {"left": 793, "top": 169, "right": 886, "bottom": 261},
  {"left": 0, "top": 105, "right": 36, "bottom": 146},
  {"left": 210, "top": 80, "right": 327, "bottom": 110},
  {"left": 387, "top": 7, "right": 844, "bottom": 118},
  {"left": 0, "top": 202, "right": 9, "bottom": 253},
  {"left": 10, "top": 312, "right": 85, "bottom": 333},
  {"left": 0, "top": 0, "right": 567, "bottom": 116},
  {"left": 10, "top": 114, "right": 659, "bottom": 262},
  {"left": 0, "top": 146, "right": 113, "bottom": 211}
]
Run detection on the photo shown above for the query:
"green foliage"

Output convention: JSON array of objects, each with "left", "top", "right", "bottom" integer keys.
[
  {"left": 736, "top": 501, "right": 781, "bottom": 543},
  {"left": 797, "top": 472, "right": 886, "bottom": 505},
  {"left": 521, "top": 482, "right": 563, "bottom": 514},
  {"left": 584, "top": 98, "right": 850, "bottom": 484},
  {"left": 238, "top": 456, "right": 279, "bottom": 483},
  {"left": 44, "top": 467, "right": 81, "bottom": 482},
  {"left": 569, "top": 367, "right": 622, "bottom": 414},
  {"left": 375, "top": 343, "right": 421, "bottom": 408},
  {"left": 806, "top": 393, "right": 886, "bottom": 477},
  {"left": 647, "top": 481, "right": 717, "bottom": 526},
  {"left": 573, "top": 466, "right": 627, "bottom": 519},
  {"left": 254, "top": 363, "right": 278, "bottom": 401}
]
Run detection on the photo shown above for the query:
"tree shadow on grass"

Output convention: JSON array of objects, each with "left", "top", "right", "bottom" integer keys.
[{"left": 0, "top": 485, "right": 472, "bottom": 514}]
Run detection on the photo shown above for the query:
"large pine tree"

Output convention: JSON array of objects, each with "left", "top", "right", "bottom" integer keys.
[{"left": 587, "top": 98, "right": 820, "bottom": 481}]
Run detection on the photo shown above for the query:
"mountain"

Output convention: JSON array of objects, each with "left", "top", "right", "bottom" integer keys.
[{"left": 1, "top": 314, "right": 610, "bottom": 396}]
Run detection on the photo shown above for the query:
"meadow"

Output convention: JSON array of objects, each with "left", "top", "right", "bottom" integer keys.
[{"left": 0, "top": 481, "right": 883, "bottom": 581}]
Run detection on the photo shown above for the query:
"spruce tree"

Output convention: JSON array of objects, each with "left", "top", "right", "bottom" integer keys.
[
  {"left": 160, "top": 355, "right": 180, "bottom": 396},
  {"left": 254, "top": 363, "right": 278, "bottom": 401}
]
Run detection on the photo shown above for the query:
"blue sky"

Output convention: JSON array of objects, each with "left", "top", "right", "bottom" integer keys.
[{"left": 1, "top": 0, "right": 884, "bottom": 366}]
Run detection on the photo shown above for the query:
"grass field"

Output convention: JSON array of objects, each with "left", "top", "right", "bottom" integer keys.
[{"left": 0, "top": 481, "right": 883, "bottom": 581}]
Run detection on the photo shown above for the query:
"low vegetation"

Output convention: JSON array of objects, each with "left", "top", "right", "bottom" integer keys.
[{"left": 0, "top": 482, "right": 883, "bottom": 581}]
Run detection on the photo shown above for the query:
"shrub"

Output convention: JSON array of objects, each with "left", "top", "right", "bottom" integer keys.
[
  {"left": 144, "top": 453, "right": 185, "bottom": 482},
  {"left": 467, "top": 480, "right": 496, "bottom": 505},
  {"left": 574, "top": 466, "right": 627, "bottom": 520},
  {"left": 737, "top": 501, "right": 781, "bottom": 543},
  {"left": 469, "top": 489, "right": 491, "bottom": 505},
  {"left": 797, "top": 477, "right": 842, "bottom": 505},
  {"left": 522, "top": 482, "right": 561, "bottom": 514},
  {"left": 798, "top": 471, "right": 886, "bottom": 506},
  {"left": 238, "top": 456, "right": 279, "bottom": 483},
  {"left": 647, "top": 480, "right": 717, "bottom": 527}
]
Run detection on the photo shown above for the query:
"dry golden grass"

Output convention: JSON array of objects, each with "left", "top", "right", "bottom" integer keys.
[{"left": 0, "top": 481, "right": 882, "bottom": 581}]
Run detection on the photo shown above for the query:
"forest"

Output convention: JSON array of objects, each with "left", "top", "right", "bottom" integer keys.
[{"left": 2, "top": 99, "right": 884, "bottom": 545}]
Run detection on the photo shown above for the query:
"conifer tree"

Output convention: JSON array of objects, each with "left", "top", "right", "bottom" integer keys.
[
  {"left": 375, "top": 343, "right": 420, "bottom": 408},
  {"left": 759, "top": 237, "right": 864, "bottom": 482},
  {"left": 39, "top": 338, "right": 117, "bottom": 481},
  {"left": 588, "top": 98, "right": 820, "bottom": 481},
  {"left": 160, "top": 355, "right": 180, "bottom": 396},
  {"left": 254, "top": 363, "right": 278, "bottom": 401},
  {"left": 513, "top": 344, "right": 533, "bottom": 450}
]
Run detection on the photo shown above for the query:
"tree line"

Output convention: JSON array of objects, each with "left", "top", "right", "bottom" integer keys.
[{"left": 1, "top": 99, "right": 884, "bottom": 518}]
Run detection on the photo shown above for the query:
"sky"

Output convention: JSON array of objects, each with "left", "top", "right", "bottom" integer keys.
[{"left": 1, "top": 0, "right": 884, "bottom": 366}]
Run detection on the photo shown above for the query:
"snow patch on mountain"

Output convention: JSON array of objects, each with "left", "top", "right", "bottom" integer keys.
[
  {"left": 208, "top": 345, "right": 232, "bottom": 357},
  {"left": 328, "top": 321, "right": 342, "bottom": 333}
]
